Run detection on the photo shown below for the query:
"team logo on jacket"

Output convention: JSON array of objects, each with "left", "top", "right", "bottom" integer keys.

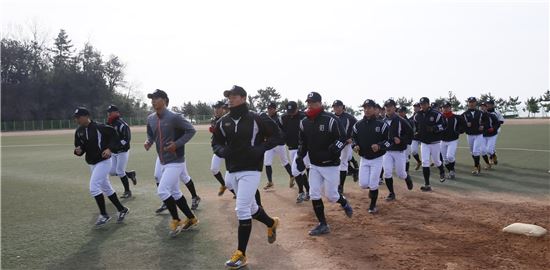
[
  {"left": 319, "top": 125, "right": 325, "bottom": 131},
  {"left": 224, "top": 122, "right": 231, "bottom": 127},
  {"left": 375, "top": 127, "right": 380, "bottom": 132}
]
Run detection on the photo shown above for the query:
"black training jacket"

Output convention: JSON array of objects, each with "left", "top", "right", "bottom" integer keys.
[
  {"left": 212, "top": 104, "right": 281, "bottom": 172},
  {"left": 410, "top": 114, "right": 421, "bottom": 141},
  {"left": 483, "top": 112, "right": 501, "bottom": 137},
  {"left": 352, "top": 115, "right": 391, "bottom": 160},
  {"left": 74, "top": 121, "right": 120, "bottom": 165},
  {"left": 108, "top": 117, "right": 131, "bottom": 153},
  {"left": 441, "top": 113, "right": 465, "bottom": 142},
  {"left": 297, "top": 110, "right": 346, "bottom": 167},
  {"left": 385, "top": 114, "right": 413, "bottom": 151},
  {"left": 461, "top": 109, "right": 484, "bottom": 135},
  {"left": 334, "top": 112, "right": 357, "bottom": 139},
  {"left": 260, "top": 112, "right": 285, "bottom": 146},
  {"left": 281, "top": 111, "right": 306, "bottom": 150},
  {"left": 413, "top": 108, "right": 446, "bottom": 144}
]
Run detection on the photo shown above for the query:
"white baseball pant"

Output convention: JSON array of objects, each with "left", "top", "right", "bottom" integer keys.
[
  {"left": 154, "top": 157, "right": 192, "bottom": 184},
  {"left": 157, "top": 163, "right": 184, "bottom": 201},
  {"left": 440, "top": 140, "right": 458, "bottom": 164},
  {"left": 89, "top": 158, "right": 116, "bottom": 197},
  {"left": 290, "top": 150, "right": 311, "bottom": 177},
  {"left": 109, "top": 151, "right": 129, "bottom": 177},
  {"left": 358, "top": 156, "right": 383, "bottom": 190},
  {"left": 383, "top": 150, "right": 408, "bottom": 179},
  {"left": 210, "top": 154, "right": 224, "bottom": 175},
  {"left": 339, "top": 144, "right": 353, "bottom": 171},
  {"left": 483, "top": 136, "right": 498, "bottom": 156},
  {"left": 467, "top": 134, "right": 484, "bottom": 156},
  {"left": 308, "top": 165, "right": 340, "bottom": 202},
  {"left": 264, "top": 145, "right": 289, "bottom": 166},
  {"left": 421, "top": 142, "right": 442, "bottom": 167},
  {"left": 411, "top": 140, "right": 420, "bottom": 155},
  {"left": 226, "top": 171, "right": 261, "bottom": 220}
]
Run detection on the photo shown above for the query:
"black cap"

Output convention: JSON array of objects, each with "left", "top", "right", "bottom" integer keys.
[
  {"left": 431, "top": 102, "right": 439, "bottom": 108},
  {"left": 332, "top": 100, "right": 344, "bottom": 107},
  {"left": 398, "top": 107, "right": 408, "bottom": 113},
  {"left": 480, "top": 101, "right": 487, "bottom": 106},
  {"left": 107, "top": 104, "right": 119, "bottom": 112},
  {"left": 212, "top": 100, "right": 226, "bottom": 108},
  {"left": 413, "top": 102, "right": 420, "bottom": 107},
  {"left": 147, "top": 89, "right": 168, "bottom": 100},
  {"left": 73, "top": 107, "right": 90, "bottom": 117},
  {"left": 486, "top": 100, "right": 495, "bottom": 105},
  {"left": 419, "top": 97, "right": 430, "bottom": 104},
  {"left": 362, "top": 99, "right": 376, "bottom": 108},
  {"left": 268, "top": 102, "right": 277, "bottom": 109},
  {"left": 286, "top": 101, "right": 298, "bottom": 112},
  {"left": 442, "top": 101, "right": 452, "bottom": 107},
  {"left": 306, "top": 92, "right": 322, "bottom": 103},
  {"left": 384, "top": 99, "right": 397, "bottom": 107},
  {"left": 223, "top": 85, "right": 247, "bottom": 97},
  {"left": 467, "top": 97, "right": 477, "bottom": 103}
]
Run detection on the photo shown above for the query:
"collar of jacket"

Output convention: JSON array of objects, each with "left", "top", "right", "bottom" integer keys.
[
  {"left": 156, "top": 108, "right": 167, "bottom": 118},
  {"left": 229, "top": 103, "right": 249, "bottom": 118}
]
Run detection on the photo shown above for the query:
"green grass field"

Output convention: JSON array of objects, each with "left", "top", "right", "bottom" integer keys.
[{"left": 1, "top": 124, "right": 549, "bottom": 269}]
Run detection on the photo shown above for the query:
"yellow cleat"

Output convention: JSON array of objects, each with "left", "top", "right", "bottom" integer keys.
[
  {"left": 225, "top": 250, "right": 247, "bottom": 269},
  {"left": 181, "top": 217, "right": 199, "bottom": 231},
  {"left": 218, "top": 186, "right": 227, "bottom": 196},
  {"left": 268, "top": 217, "right": 279, "bottom": 244},
  {"left": 169, "top": 219, "right": 183, "bottom": 238}
]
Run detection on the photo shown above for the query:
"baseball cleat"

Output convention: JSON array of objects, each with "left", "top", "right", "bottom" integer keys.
[
  {"left": 405, "top": 176, "right": 414, "bottom": 190},
  {"left": 117, "top": 207, "right": 130, "bottom": 223},
  {"left": 352, "top": 171, "right": 359, "bottom": 182},
  {"left": 309, "top": 223, "right": 330, "bottom": 236},
  {"left": 267, "top": 217, "right": 279, "bottom": 244},
  {"left": 225, "top": 250, "right": 247, "bottom": 269},
  {"left": 218, "top": 186, "right": 227, "bottom": 196},
  {"left": 289, "top": 176, "right": 295, "bottom": 188},
  {"left": 120, "top": 191, "right": 132, "bottom": 199},
  {"left": 414, "top": 162, "right": 421, "bottom": 171},
  {"left": 191, "top": 196, "right": 201, "bottom": 210},
  {"left": 181, "top": 217, "right": 199, "bottom": 231},
  {"left": 263, "top": 181, "right": 274, "bottom": 190},
  {"left": 385, "top": 193, "right": 396, "bottom": 201},
  {"left": 449, "top": 170, "right": 456, "bottom": 180},
  {"left": 368, "top": 207, "right": 379, "bottom": 214},
  {"left": 492, "top": 154, "right": 498, "bottom": 165},
  {"left": 420, "top": 185, "right": 432, "bottom": 192},
  {"left": 126, "top": 171, "right": 137, "bottom": 185},
  {"left": 439, "top": 173, "right": 446, "bottom": 182},
  {"left": 472, "top": 166, "right": 481, "bottom": 176},
  {"left": 169, "top": 219, "right": 184, "bottom": 238},
  {"left": 95, "top": 215, "right": 111, "bottom": 228},
  {"left": 342, "top": 203, "right": 353, "bottom": 218},
  {"left": 484, "top": 164, "right": 492, "bottom": 170},
  {"left": 155, "top": 203, "right": 168, "bottom": 214},
  {"left": 296, "top": 192, "right": 305, "bottom": 203}
]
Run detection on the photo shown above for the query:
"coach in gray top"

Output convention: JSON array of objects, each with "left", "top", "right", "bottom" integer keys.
[{"left": 145, "top": 89, "right": 199, "bottom": 237}]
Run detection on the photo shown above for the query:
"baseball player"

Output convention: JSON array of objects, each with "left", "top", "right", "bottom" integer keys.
[
  {"left": 212, "top": 85, "right": 280, "bottom": 269},
  {"left": 281, "top": 101, "right": 311, "bottom": 203},
  {"left": 73, "top": 107, "right": 129, "bottom": 227},
  {"left": 480, "top": 102, "right": 501, "bottom": 169},
  {"left": 375, "top": 103, "right": 386, "bottom": 185},
  {"left": 410, "top": 103, "right": 422, "bottom": 170},
  {"left": 144, "top": 89, "right": 198, "bottom": 237},
  {"left": 209, "top": 100, "right": 235, "bottom": 197},
  {"left": 331, "top": 100, "right": 358, "bottom": 195},
  {"left": 398, "top": 107, "right": 412, "bottom": 173},
  {"left": 106, "top": 105, "right": 137, "bottom": 199},
  {"left": 486, "top": 100, "right": 504, "bottom": 164},
  {"left": 413, "top": 97, "right": 446, "bottom": 191},
  {"left": 296, "top": 91, "right": 353, "bottom": 236},
  {"left": 261, "top": 102, "right": 294, "bottom": 190},
  {"left": 382, "top": 99, "right": 414, "bottom": 201},
  {"left": 352, "top": 99, "right": 390, "bottom": 214},
  {"left": 440, "top": 102, "right": 465, "bottom": 179},
  {"left": 461, "top": 97, "right": 485, "bottom": 175}
]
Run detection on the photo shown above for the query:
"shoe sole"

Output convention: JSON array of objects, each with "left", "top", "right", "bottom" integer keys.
[
  {"left": 182, "top": 220, "right": 199, "bottom": 231},
  {"left": 309, "top": 229, "right": 330, "bottom": 236},
  {"left": 226, "top": 262, "right": 248, "bottom": 269}
]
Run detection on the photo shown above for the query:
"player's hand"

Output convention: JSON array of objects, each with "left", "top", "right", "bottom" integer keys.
[
  {"left": 296, "top": 157, "right": 306, "bottom": 172},
  {"left": 102, "top": 149, "right": 112, "bottom": 159},
  {"left": 353, "top": 145, "right": 360, "bottom": 153},
  {"left": 394, "top": 137, "right": 401, "bottom": 144},
  {"left": 346, "top": 138, "right": 353, "bottom": 145},
  {"left": 144, "top": 141, "right": 152, "bottom": 151},
  {"left": 163, "top": 141, "right": 177, "bottom": 153},
  {"left": 74, "top": 146, "right": 83, "bottom": 156},
  {"left": 488, "top": 128, "right": 494, "bottom": 133},
  {"left": 467, "top": 122, "right": 472, "bottom": 127},
  {"left": 371, "top": 144, "right": 380, "bottom": 152}
]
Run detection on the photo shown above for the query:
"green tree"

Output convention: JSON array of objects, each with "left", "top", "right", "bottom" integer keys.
[
  {"left": 182, "top": 101, "right": 197, "bottom": 121},
  {"left": 447, "top": 91, "right": 463, "bottom": 111},
  {"left": 479, "top": 92, "right": 496, "bottom": 104},
  {"left": 507, "top": 96, "right": 521, "bottom": 117},
  {"left": 539, "top": 90, "right": 550, "bottom": 116},
  {"left": 254, "top": 86, "right": 281, "bottom": 112},
  {"left": 195, "top": 101, "right": 213, "bottom": 122},
  {"left": 51, "top": 29, "right": 73, "bottom": 70},
  {"left": 247, "top": 95, "right": 258, "bottom": 112},
  {"left": 395, "top": 97, "right": 413, "bottom": 108},
  {"left": 104, "top": 55, "right": 125, "bottom": 92},
  {"left": 524, "top": 97, "right": 540, "bottom": 118}
]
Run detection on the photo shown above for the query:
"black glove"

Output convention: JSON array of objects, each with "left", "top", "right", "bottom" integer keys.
[
  {"left": 213, "top": 145, "right": 230, "bottom": 158},
  {"left": 296, "top": 157, "right": 306, "bottom": 172},
  {"left": 328, "top": 140, "right": 345, "bottom": 155}
]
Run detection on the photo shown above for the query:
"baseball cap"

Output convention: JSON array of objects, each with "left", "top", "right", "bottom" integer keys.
[
  {"left": 419, "top": 97, "right": 430, "bottom": 104},
  {"left": 384, "top": 99, "right": 396, "bottom": 107},
  {"left": 286, "top": 101, "right": 298, "bottom": 112},
  {"left": 486, "top": 100, "right": 495, "bottom": 105},
  {"left": 223, "top": 85, "right": 247, "bottom": 97},
  {"left": 442, "top": 101, "right": 452, "bottom": 107},
  {"left": 305, "top": 92, "right": 322, "bottom": 103},
  {"left": 268, "top": 102, "right": 277, "bottom": 109},
  {"left": 332, "top": 100, "right": 344, "bottom": 107},
  {"left": 147, "top": 89, "right": 168, "bottom": 100},
  {"left": 398, "top": 107, "right": 408, "bottom": 113},
  {"left": 107, "top": 105, "right": 119, "bottom": 112},
  {"left": 467, "top": 97, "right": 477, "bottom": 103},
  {"left": 212, "top": 100, "right": 226, "bottom": 108},
  {"left": 362, "top": 99, "right": 376, "bottom": 108},
  {"left": 431, "top": 102, "right": 439, "bottom": 108},
  {"left": 73, "top": 107, "right": 90, "bottom": 117},
  {"left": 480, "top": 101, "right": 487, "bottom": 106},
  {"left": 413, "top": 102, "right": 420, "bottom": 107}
]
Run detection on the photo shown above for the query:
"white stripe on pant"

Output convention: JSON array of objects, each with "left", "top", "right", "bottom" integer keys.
[
  {"left": 358, "top": 156, "right": 383, "bottom": 190},
  {"left": 89, "top": 158, "right": 116, "bottom": 197},
  {"left": 226, "top": 171, "right": 261, "bottom": 220},
  {"left": 440, "top": 140, "right": 458, "bottom": 164},
  {"left": 382, "top": 150, "right": 408, "bottom": 179},
  {"left": 308, "top": 165, "right": 340, "bottom": 202},
  {"left": 157, "top": 163, "right": 185, "bottom": 201},
  {"left": 421, "top": 142, "right": 442, "bottom": 167},
  {"left": 109, "top": 151, "right": 129, "bottom": 177}
]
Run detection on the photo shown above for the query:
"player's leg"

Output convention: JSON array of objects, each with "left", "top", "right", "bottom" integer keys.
[
  {"left": 491, "top": 134, "right": 499, "bottom": 165},
  {"left": 157, "top": 164, "right": 185, "bottom": 236},
  {"left": 338, "top": 144, "right": 351, "bottom": 194},
  {"left": 290, "top": 150, "right": 306, "bottom": 203},
  {"left": 179, "top": 162, "right": 201, "bottom": 210},
  {"left": 430, "top": 143, "right": 446, "bottom": 181},
  {"left": 468, "top": 135, "right": 481, "bottom": 175},
  {"left": 308, "top": 165, "right": 330, "bottom": 236},
  {"left": 154, "top": 157, "right": 168, "bottom": 214},
  {"left": 95, "top": 159, "right": 128, "bottom": 224},
  {"left": 420, "top": 143, "right": 433, "bottom": 191},
  {"left": 171, "top": 165, "right": 198, "bottom": 231},
  {"left": 211, "top": 154, "right": 227, "bottom": 196},
  {"left": 89, "top": 163, "right": 111, "bottom": 227},
  {"left": 368, "top": 157, "right": 383, "bottom": 213},
  {"left": 441, "top": 141, "right": 449, "bottom": 171},
  {"left": 395, "top": 150, "right": 412, "bottom": 190},
  {"left": 276, "top": 146, "right": 294, "bottom": 187},
  {"left": 411, "top": 140, "right": 421, "bottom": 170},
  {"left": 115, "top": 152, "right": 132, "bottom": 198},
  {"left": 263, "top": 149, "right": 275, "bottom": 189},
  {"left": 322, "top": 166, "right": 352, "bottom": 217},
  {"left": 382, "top": 152, "right": 396, "bottom": 200},
  {"left": 447, "top": 139, "right": 458, "bottom": 179},
  {"left": 481, "top": 137, "right": 492, "bottom": 169}
]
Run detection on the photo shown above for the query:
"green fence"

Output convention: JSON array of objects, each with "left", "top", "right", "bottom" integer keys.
[{"left": 1, "top": 115, "right": 213, "bottom": 132}]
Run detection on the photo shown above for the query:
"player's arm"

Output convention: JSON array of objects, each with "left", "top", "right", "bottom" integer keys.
[
  {"left": 297, "top": 120, "right": 308, "bottom": 158},
  {"left": 74, "top": 130, "right": 85, "bottom": 156},
  {"left": 257, "top": 115, "right": 280, "bottom": 151},
  {"left": 377, "top": 122, "right": 393, "bottom": 151},
  {"left": 102, "top": 125, "right": 121, "bottom": 153},
  {"left": 173, "top": 115, "right": 196, "bottom": 148},
  {"left": 120, "top": 123, "right": 131, "bottom": 146},
  {"left": 145, "top": 119, "right": 154, "bottom": 150},
  {"left": 212, "top": 119, "right": 230, "bottom": 158},
  {"left": 328, "top": 116, "right": 346, "bottom": 155}
]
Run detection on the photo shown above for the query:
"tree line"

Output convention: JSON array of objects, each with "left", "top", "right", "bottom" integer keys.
[{"left": 1, "top": 29, "right": 149, "bottom": 121}]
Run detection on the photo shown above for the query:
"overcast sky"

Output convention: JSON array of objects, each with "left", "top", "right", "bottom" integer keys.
[{"left": 2, "top": 0, "right": 548, "bottom": 109}]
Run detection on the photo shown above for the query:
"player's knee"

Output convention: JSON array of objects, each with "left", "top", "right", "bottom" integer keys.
[
  {"left": 157, "top": 187, "right": 171, "bottom": 201},
  {"left": 447, "top": 156, "right": 455, "bottom": 163},
  {"left": 236, "top": 206, "right": 252, "bottom": 220},
  {"left": 327, "top": 192, "right": 340, "bottom": 203},
  {"left": 309, "top": 191, "right": 322, "bottom": 201},
  {"left": 210, "top": 168, "right": 219, "bottom": 175},
  {"left": 422, "top": 160, "right": 431, "bottom": 167},
  {"left": 397, "top": 172, "right": 408, "bottom": 180}
]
